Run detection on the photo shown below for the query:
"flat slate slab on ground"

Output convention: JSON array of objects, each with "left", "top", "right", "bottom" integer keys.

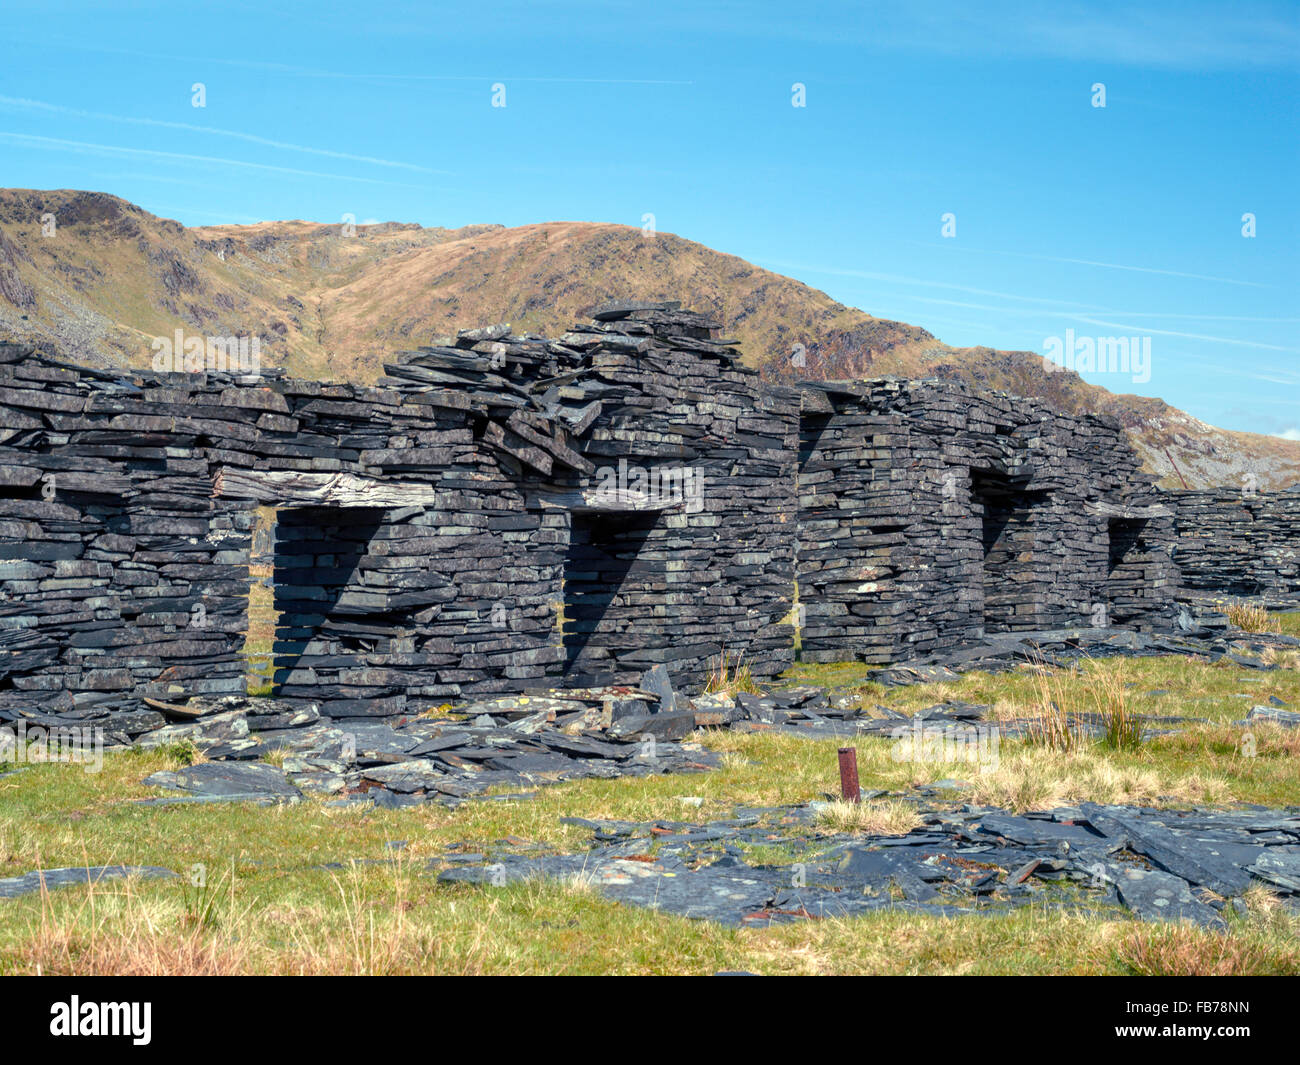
[
  {"left": 141, "top": 761, "right": 304, "bottom": 804},
  {"left": 432, "top": 800, "right": 1300, "bottom": 929},
  {"left": 0, "top": 865, "right": 176, "bottom": 899}
]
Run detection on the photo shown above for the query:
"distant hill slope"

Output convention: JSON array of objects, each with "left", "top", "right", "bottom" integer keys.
[{"left": 1, "top": 188, "right": 1296, "bottom": 489}]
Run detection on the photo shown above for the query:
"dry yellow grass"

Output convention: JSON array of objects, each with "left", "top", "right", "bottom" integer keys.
[
  {"left": 1113, "top": 924, "right": 1297, "bottom": 976},
  {"left": 813, "top": 799, "right": 922, "bottom": 835},
  {"left": 964, "top": 747, "right": 1229, "bottom": 813},
  {"left": 703, "top": 649, "right": 762, "bottom": 696},
  {"left": 14, "top": 862, "right": 1300, "bottom": 976},
  {"left": 1022, "top": 658, "right": 1141, "bottom": 752},
  {"left": 1260, "top": 644, "right": 1300, "bottom": 670}
]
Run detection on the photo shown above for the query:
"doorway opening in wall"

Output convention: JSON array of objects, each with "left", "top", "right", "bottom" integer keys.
[
  {"left": 562, "top": 510, "right": 661, "bottom": 687},
  {"left": 265, "top": 506, "right": 388, "bottom": 699},
  {"left": 243, "top": 504, "right": 278, "bottom": 694},
  {"left": 970, "top": 472, "right": 1049, "bottom": 633},
  {"left": 794, "top": 412, "right": 835, "bottom": 662},
  {"left": 1106, "top": 517, "right": 1148, "bottom": 626}
]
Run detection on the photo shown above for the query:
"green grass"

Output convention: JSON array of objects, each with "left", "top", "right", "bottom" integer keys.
[
  {"left": 784, "top": 650, "right": 1300, "bottom": 729},
  {"left": 778, "top": 659, "right": 881, "bottom": 689},
  {"left": 1, "top": 652, "right": 1297, "bottom": 974}
]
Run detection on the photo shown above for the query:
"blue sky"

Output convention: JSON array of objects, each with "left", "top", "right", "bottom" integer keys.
[{"left": 1, "top": 1, "right": 1296, "bottom": 437}]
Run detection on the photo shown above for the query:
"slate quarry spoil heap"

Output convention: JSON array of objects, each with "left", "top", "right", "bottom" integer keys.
[{"left": 0, "top": 298, "right": 1189, "bottom": 737}]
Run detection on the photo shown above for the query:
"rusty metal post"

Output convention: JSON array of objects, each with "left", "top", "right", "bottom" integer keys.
[{"left": 837, "top": 747, "right": 860, "bottom": 803}]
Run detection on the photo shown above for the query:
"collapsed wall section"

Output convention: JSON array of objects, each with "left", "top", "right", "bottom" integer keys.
[{"left": 379, "top": 302, "right": 800, "bottom": 693}]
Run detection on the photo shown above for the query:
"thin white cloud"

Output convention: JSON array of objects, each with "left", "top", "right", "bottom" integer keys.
[
  {"left": 902, "top": 240, "right": 1273, "bottom": 289},
  {"left": 134, "top": 203, "right": 267, "bottom": 224},
  {"left": 1, "top": 38, "right": 692, "bottom": 85},
  {"left": 0, "top": 96, "right": 450, "bottom": 174},
  {"left": 713, "top": 2, "right": 1300, "bottom": 70},
  {"left": 1082, "top": 312, "right": 1300, "bottom": 323},
  {"left": 1071, "top": 315, "right": 1298, "bottom": 353},
  {"left": 0, "top": 132, "right": 437, "bottom": 189},
  {"left": 755, "top": 258, "right": 1113, "bottom": 311},
  {"left": 1024, "top": 254, "right": 1271, "bottom": 289},
  {"left": 756, "top": 258, "right": 1294, "bottom": 363}
]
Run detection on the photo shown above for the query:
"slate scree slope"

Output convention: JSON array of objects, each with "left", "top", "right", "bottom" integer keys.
[{"left": 0, "top": 298, "right": 1277, "bottom": 729}]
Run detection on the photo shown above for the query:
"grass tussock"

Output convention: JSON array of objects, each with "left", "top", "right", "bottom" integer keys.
[
  {"left": 1259, "top": 644, "right": 1300, "bottom": 670},
  {"left": 1225, "top": 601, "right": 1280, "bottom": 634},
  {"left": 260, "top": 746, "right": 289, "bottom": 769},
  {"left": 1113, "top": 902, "right": 1300, "bottom": 976},
  {"left": 964, "top": 747, "right": 1229, "bottom": 813},
  {"left": 24, "top": 874, "right": 252, "bottom": 976},
  {"left": 1113, "top": 929, "right": 1294, "bottom": 976},
  {"left": 704, "top": 649, "right": 762, "bottom": 696},
  {"left": 1023, "top": 658, "right": 1142, "bottom": 753},
  {"left": 814, "top": 798, "right": 922, "bottom": 835}
]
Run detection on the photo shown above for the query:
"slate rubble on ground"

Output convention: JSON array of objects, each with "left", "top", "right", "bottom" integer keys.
[
  {"left": 115, "top": 621, "right": 1298, "bottom": 809},
  {"left": 434, "top": 801, "right": 1300, "bottom": 928},
  {"left": 6, "top": 795, "right": 1296, "bottom": 933},
  {"left": 137, "top": 674, "right": 723, "bottom": 808}
]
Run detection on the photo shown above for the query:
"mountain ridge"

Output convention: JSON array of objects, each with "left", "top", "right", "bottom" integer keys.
[{"left": 1, "top": 187, "right": 1295, "bottom": 490}]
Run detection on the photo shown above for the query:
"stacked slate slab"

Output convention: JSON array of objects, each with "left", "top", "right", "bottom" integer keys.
[
  {"left": 1166, "top": 487, "right": 1300, "bottom": 604},
  {"left": 0, "top": 301, "right": 797, "bottom": 729},
  {"left": 796, "top": 378, "right": 1179, "bottom": 663}
]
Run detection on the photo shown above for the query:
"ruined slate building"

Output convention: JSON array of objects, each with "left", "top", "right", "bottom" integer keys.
[
  {"left": 797, "top": 378, "right": 1178, "bottom": 664},
  {"left": 0, "top": 301, "right": 1182, "bottom": 726}
]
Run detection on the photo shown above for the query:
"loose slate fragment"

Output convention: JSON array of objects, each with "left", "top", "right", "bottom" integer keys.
[
  {"left": 0, "top": 865, "right": 176, "bottom": 899},
  {"left": 142, "top": 761, "right": 303, "bottom": 803},
  {"left": 1108, "top": 864, "right": 1226, "bottom": 928}
]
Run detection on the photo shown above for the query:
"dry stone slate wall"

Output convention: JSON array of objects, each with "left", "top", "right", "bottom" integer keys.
[
  {"left": 796, "top": 378, "right": 1179, "bottom": 664},
  {"left": 1167, "top": 487, "right": 1300, "bottom": 603}
]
